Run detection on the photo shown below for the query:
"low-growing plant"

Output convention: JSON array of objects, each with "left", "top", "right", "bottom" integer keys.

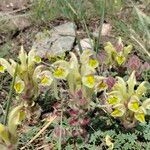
[
  {"left": 0, "top": 39, "right": 150, "bottom": 149},
  {"left": 106, "top": 71, "right": 150, "bottom": 128},
  {"left": 0, "top": 47, "right": 43, "bottom": 122}
]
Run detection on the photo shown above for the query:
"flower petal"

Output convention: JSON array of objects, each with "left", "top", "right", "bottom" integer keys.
[
  {"left": 111, "top": 104, "right": 126, "bottom": 117},
  {"left": 134, "top": 107, "right": 146, "bottom": 123},
  {"left": 136, "top": 81, "right": 147, "bottom": 98},
  {"left": 127, "top": 71, "right": 136, "bottom": 96},
  {"left": 8, "top": 105, "right": 25, "bottom": 135},
  {"left": 95, "top": 80, "right": 108, "bottom": 92},
  {"left": 18, "top": 46, "right": 27, "bottom": 69},
  {"left": 113, "top": 77, "right": 127, "bottom": 99},
  {"left": 0, "top": 58, "right": 13, "bottom": 75},
  {"left": 142, "top": 98, "right": 150, "bottom": 110},
  {"left": 123, "top": 45, "right": 132, "bottom": 57},
  {"left": 0, "top": 123, "right": 9, "bottom": 144}
]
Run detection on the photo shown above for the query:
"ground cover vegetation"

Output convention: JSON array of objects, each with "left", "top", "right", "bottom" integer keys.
[{"left": 0, "top": 0, "right": 150, "bottom": 149}]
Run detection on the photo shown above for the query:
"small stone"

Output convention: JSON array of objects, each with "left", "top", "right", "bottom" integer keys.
[
  {"left": 74, "top": 38, "right": 93, "bottom": 53},
  {"left": 93, "top": 23, "right": 112, "bottom": 38}
]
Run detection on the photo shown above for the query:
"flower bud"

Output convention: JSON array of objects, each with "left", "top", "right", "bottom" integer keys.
[
  {"left": 69, "top": 109, "right": 79, "bottom": 117},
  {"left": 69, "top": 118, "right": 78, "bottom": 126}
]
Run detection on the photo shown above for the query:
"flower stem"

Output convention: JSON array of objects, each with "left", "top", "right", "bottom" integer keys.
[{"left": 4, "top": 64, "right": 18, "bottom": 125}]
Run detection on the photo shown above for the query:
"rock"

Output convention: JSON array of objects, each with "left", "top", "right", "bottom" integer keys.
[
  {"left": 93, "top": 23, "right": 112, "bottom": 38},
  {"left": 32, "top": 22, "right": 76, "bottom": 57},
  {"left": 74, "top": 38, "right": 93, "bottom": 53}
]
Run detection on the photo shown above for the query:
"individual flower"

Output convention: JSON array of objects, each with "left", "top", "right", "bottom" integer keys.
[
  {"left": 14, "top": 79, "right": 25, "bottom": 94},
  {"left": 38, "top": 70, "right": 53, "bottom": 86},
  {"left": 53, "top": 67, "right": 69, "bottom": 79},
  {"left": 88, "top": 58, "right": 99, "bottom": 69},
  {"left": 107, "top": 95, "right": 121, "bottom": 105},
  {"left": 128, "top": 96, "right": 140, "bottom": 112},
  {"left": 95, "top": 80, "right": 108, "bottom": 92},
  {"left": 134, "top": 107, "right": 146, "bottom": 123},
  {"left": 52, "top": 60, "right": 70, "bottom": 80},
  {"left": 82, "top": 75, "right": 95, "bottom": 88},
  {"left": 111, "top": 104, "right": 126, "bottom": 117},
  {"left": 0, "top": 58, "right": 14, "bottom": 76}
]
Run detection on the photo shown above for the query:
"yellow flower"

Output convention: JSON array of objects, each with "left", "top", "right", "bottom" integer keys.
[
  {"left": 111, "top": 104, "right": 126, "bottom": 117},
  {"left": 89, "top": 58, "right": 99, "bottom": 69},
  {"left": 108, "top": 96, "right": 120, "bottom": 105},
  {"left": 53, "top": 67, "right": 68, "bottom": 79},
  {"left": 0, "top": 65, "right": 6, "bottom": 73},
  {"left": 82, "top": 75, "right": 95, "bottom": 88},
  {"left": 95, "top": 80, "right": 108, "bottom": 92},
  {"left": 128, "top": 96, "right": 140, "bottom": 112},
  {"left": 134, "top": 107, "right": 146, "bottom": 123},
  {"left": 14, "top": 79, "right": 25, "bottom": 93},
  {"left": 116, "top": 55, "right": 125, "bottom": 65},
  {"left": 0, "top": 58, "right": 14, "bottom": 76},
  {"left": 38, "top": 70, "right": 53, "bottom": 86}
]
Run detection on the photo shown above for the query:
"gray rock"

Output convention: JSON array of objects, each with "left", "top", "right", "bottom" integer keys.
[{"left": 32, "top": 22, "right": 76, "bottom": 57}]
